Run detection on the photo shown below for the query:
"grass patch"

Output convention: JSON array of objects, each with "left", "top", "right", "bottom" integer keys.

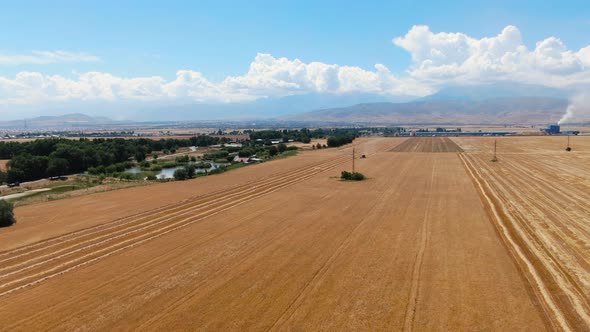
[
  {"left": 8, "top": 184, "right": 87, "bottom": 203},
  {"left": 277, "top": 150, "right": 298, "bottom": 159}
]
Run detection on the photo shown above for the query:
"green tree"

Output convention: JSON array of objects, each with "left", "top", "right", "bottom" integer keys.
[
  {"left": 134, "top": 150, "right": 146, "bottom": 162},
  {"left": 277, "top": 143, "right": 287, "bottom": 153},
  {"left": 47, "top": 158, "right": 70, "bottom": 177},
  {"left": 0, "top": 200, "right": 16, "bottom": 227},
  {"left": 268, "top": 146, "right": 278, "bottom": 157},
  {"left": 6, "top": 168, "right": 25, "bottom": 183},
  {"left": 173, "top": 168, "right": 188, "bottom": 181},
  {"left": 184, "top": 164, "right": 196, "bottom": 179}
]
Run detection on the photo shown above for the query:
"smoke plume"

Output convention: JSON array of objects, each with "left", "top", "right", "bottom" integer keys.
[{"left": 558, "top": 94, "right": 590, "bottom": 125}]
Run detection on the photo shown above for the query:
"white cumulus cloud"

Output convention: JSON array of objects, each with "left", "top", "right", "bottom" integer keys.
[
  {"left": 1, "top": 24, "right": 590, "bottom": 110},
  {"left": 0, "top": 53, "right": 432, "bottom": 106},
  {"left": 393, "top": 25, "right": 590, "bottom": 87}
]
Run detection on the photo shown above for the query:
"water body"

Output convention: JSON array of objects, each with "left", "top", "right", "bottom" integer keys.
[{"left": 127, "top": 162, "right": 228, "bottom": 179}]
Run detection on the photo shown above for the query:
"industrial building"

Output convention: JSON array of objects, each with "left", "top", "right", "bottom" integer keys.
[{"left": 544, "top": 125, "right": 561, "bottom": 134}]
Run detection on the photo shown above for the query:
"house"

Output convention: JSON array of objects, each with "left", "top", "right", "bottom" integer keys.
[
  {"left": 233, "top": 156, "right": 263, "bottom": 164},
  {"left": 233, "top": 156, "right": 251, "bottom": 163}
]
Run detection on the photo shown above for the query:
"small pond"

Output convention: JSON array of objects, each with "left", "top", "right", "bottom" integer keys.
[{"left": 126, "top": 162, "right": 228, "bottom": 179}]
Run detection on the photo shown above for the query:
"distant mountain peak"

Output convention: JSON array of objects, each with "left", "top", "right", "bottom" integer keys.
[
  {"left": 422, "top": 82, "right": 568, "bottom": 101},
  {"left": 0, "top": 113, "right": 113, "bottom": 129}
]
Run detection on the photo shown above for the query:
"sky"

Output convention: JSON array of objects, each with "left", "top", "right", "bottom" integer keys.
[{"left": 1, "top": 0, "right": 589, "bottom": 119}]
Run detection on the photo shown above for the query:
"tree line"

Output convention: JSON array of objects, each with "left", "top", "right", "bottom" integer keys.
[
  {"left": 0, "top": 136, "right": 231, "bottom": 183},
  {"left": 249, "top": 128, "right": 361, "bottom": 145},
  {"left": 327, "top": 134, "right": 356, "bottom": 147}
]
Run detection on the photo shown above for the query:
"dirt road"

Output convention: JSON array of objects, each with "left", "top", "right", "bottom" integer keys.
[{"left": 0, "top": 137, "right": 549, "bottom": 330}]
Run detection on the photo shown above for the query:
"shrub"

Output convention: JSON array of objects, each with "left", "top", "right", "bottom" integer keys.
[
  {"left": 194, "top": 162, "right": 212, "bottom": 169},
  {"left": 208, "top": 167, "right": 226, "bottom": 175},
  {"left": 350, "top": 172, "right": 365, "bottom": 181},
  {"left": 105, "top": 165, "right": 117, "bottom": 174},
  {"left": 277, "top": 143, "right": 287, "bottom": 153},
  {"left": 238, "top": 148, "right": 255, "bottom": 158},
  {"left": 204, "top": 150, "right": 229, "bottom": 160},
  {"left": 0, "top": 200, "right": 16, "bottom": 227},
  {"left": 176, "top": 155, "right": 189, "bottom": 163},
  {"left": 340, "top": 171, "right": 366, "bottom": 181},
  {"left": 160, "top": 161, "right": 178, "bottom": 169},
  {"left": 118, "top": 173, "right": 134, "bottom": 180}
]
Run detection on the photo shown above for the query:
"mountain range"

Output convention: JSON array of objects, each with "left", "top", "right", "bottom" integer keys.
[
  {"left": 0, "top": 83, "right": 579, "bottom": 127},
  {"left": 285, "top": 97, "right": 569, "bottom": 125},
  {"left": 0, "top": 113, "right": 113, "bottom": 129}
]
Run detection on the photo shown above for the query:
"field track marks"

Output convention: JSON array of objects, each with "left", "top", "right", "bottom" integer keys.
[
  {"left": 402, "top": 158, "right": 436, "bottom": 332},
  {"left": 135, "top": 140, "right": 404, "bottom": 329},
  {"left": 2, "top": 203, "right": 289, "bottom": 330},
  {"left": 459, "top": 153, "right": 583, "bottom": 331},
  {"left": 0, "top": 157, "right": 346, "bottom": 261},
  {"left": 0, "top": 157, "right": 347, "bottom": 273},
  {"left": 0, "top": 139, "right": 400, "bottom": 297},
  {"left": 0, "top": 158, "right": 346, "bottom": 297},
  {"left": 469, "top": 154, "right": 590, "bottom": 305},
  {"left": 390, "top": 137, "right": 463, "bottom": 153},
  {"left": 265, "top": 176, "right": 409, "bottom": 331},
  {"left": 0, "top": 139, "right": 397, "bottom": 261}
]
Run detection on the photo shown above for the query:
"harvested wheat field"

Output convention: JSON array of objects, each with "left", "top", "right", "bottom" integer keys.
[
  {"left": 3, "top": 136, "right": 590, "bottom": 330},
  {"left": 390, "top": 137, "right": 464, "bottom": 152},
  {"left": 453, "top": 136, "right": 590, "bottom": 331}
]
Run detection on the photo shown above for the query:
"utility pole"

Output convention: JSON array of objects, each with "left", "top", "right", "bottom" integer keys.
[
  {"left": 352, "top": 147, "right": 355, "bottom": 173},
  {"left": 566, "top": 135, "right": 572, "bottom": 151},
  {"left": 492, "top": 139, "right": 497, "bottom": 162}
]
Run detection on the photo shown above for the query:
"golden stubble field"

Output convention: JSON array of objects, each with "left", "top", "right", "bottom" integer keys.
[
  {"left": 453, "top": 136, "right": 590, "bottom": 331},
  {"left": 0, "top": 136, "right": 588, "bottom": 330}
]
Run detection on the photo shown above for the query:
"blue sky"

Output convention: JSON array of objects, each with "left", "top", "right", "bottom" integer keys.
[
  {"left": 2, "top": 0, "right": 589, "bottom": 79},
  {"left": 1, "top": 0, "right": 589, "bottom": 119}
]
